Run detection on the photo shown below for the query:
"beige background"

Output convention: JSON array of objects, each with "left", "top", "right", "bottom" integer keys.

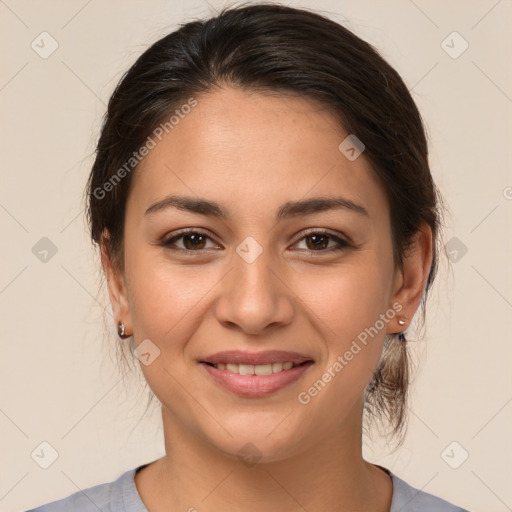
[{"left": 1, "top": 1, "right": 511, "bottom": 511}]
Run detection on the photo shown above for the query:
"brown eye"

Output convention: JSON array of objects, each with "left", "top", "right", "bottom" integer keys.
[
  {"left": 162, "top": 230, "right": 218, "bottom": 251},
  {"left": 182, "top": 233, "right": 207, "bottom": 250},
  {"left": 161, "top": 229, "right": 349, "bottom": 254},
  {"left": 293, "top": 231, "right": 350, "bottom": 253},
  {"left": 305, "top": 234, "right": 330, "bottom": 250}
]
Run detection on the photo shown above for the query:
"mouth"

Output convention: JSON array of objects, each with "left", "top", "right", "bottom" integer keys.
[
  {"left": 199, "top": 350, "right": 314, "bottom": 397},
  {"left": 202, "top": 360, "right": 308, "bottom": 375}
]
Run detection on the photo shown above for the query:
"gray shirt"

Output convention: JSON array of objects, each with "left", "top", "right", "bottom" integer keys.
[{"left": 26, "top": 464, "right": 469, "bottom": 511}]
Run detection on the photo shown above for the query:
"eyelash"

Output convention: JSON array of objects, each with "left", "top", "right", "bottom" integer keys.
[{"left": 160, "top": 228, "right": 351, "bottom": 255}]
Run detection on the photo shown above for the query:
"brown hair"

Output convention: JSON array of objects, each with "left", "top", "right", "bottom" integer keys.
[{"left": 86, "top": 2, "right": 443, "bottom": 443}]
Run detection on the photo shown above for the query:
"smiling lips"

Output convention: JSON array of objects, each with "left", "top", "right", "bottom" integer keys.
[
  {"left": 200, "top": 350, "right": 314, "bottom": 397},
  {"left": 210, "top": 361, "right": 295, "bottom": 375}
]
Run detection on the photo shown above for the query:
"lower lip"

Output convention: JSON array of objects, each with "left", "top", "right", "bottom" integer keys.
[{"left": 201, "top": 362, "right": 314, "bottom": 398}]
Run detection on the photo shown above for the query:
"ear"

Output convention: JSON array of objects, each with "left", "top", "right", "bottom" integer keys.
[
  {"left": 100, "top": 230, "right": 132, "bottom": 337},
  {"left": 387, "top": 223, "right": 433, "bottom": 335}
]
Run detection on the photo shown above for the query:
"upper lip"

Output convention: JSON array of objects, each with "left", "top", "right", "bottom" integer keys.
[{"left": 201, "top": 350, "right": 313, "bottom": 365}]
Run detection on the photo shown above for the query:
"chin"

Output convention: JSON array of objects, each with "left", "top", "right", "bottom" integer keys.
[{"left": 201, "top": 412, "right": 315, "bottom": 465}]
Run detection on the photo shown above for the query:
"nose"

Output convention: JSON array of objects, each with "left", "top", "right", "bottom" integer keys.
[{"left": 213, "top": 245, "right": 295, "bottom": 336}]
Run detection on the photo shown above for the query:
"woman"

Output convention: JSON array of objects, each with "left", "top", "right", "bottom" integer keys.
[{"left": 28, "top": 3, "right": 470, "bottom": 511}]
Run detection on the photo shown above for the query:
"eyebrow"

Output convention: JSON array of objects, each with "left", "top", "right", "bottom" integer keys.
[{"left": 144, "top": 194, "right": 369, "bottom": 220}]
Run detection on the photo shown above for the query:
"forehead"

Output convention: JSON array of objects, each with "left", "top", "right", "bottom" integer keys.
[{"left": 128, "top": 87, "right": 387, "bottom": 222}]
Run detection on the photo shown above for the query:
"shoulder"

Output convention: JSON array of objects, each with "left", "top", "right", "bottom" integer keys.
[
  {"left": 25, "top": 465, "right": 148, "bottom": 512},
  {"left": 389, "top": 470, "right": 470, "bottom": 512}
]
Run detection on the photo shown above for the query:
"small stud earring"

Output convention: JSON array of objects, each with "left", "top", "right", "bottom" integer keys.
[
  {"left": 397, "top": 313, "right": 408, "bottom": 326},
  {"left": 117, "top": 321, "right": 129, "bottom": 339},
  {"left": 396, "top": 314, "right": 408, "bottom": 342}
]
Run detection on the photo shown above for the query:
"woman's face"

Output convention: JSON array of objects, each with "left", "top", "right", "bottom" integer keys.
[{"left": 106, "top": 87, "right": 414, "bottom": 462}]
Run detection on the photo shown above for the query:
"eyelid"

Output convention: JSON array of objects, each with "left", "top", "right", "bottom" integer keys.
[
  {"left": 292, "top": 227, "right": 350, "bottom": 244},
  {"left": 290, "top": 228, "right": 351, "bottom": 253},
  {"left": 161, "top": 227, "right": 352, "bottom": 253},
  {"left": 161, "top": 228, "right": 221, "bottom": 250}
]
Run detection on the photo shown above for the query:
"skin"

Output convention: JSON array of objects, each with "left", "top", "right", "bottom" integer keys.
[{"left": 101, "top": 87, "right": 432, "bottom": 511}]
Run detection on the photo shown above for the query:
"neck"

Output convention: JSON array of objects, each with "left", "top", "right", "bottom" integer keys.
[{"left": 135, "top": 400, "right": 392, "bottom": 511}]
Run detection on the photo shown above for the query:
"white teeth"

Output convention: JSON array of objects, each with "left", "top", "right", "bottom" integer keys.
[
  {"left": 213, "top": 362, "right": 297, "bottom": 375},
  {"left": 272, "top": 362, "right": 283, "bottom": 373},
  {"left": 239, "top": 364, "right": 254, "bottom": 375},
  {"left": 255, "top": 364, "right": 273, "bottom": 375}
]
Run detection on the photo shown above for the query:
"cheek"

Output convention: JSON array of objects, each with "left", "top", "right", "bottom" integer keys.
[
  {"left": 297, "top": 254, "right": 392, "bottom": 338},
  {"left": 293, "top": 252, "right": 394, "bottom": 393},
  {"left": 123, "top": 249, "right": 220, "bottom": 408},
  {"left": 126, "top": 255, "right": 216, "bottom": 342},
  {"left": 124, "top": 230, "right": 394, "bottom": 399},
  {"left": 126, "top": 239, "right": 393, "bottom": 352}
]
